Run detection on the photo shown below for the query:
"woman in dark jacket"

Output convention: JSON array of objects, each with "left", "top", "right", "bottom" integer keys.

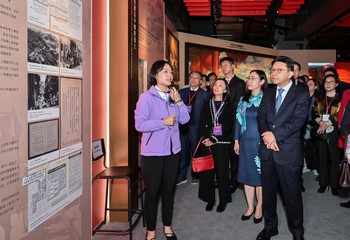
[
  {"left": 198, "top": 79, "right": 234, "bottom": 213},
  {"left": 312, "top": 74, "right": 341, "bottom": 196}
]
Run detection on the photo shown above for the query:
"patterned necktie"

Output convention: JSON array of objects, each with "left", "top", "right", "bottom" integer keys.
[{"left": 275, "top": 88, "right": 285, "bottom": 113}]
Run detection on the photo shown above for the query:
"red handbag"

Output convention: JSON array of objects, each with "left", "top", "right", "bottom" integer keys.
[{"left": 192, "top": 137, "right": 214, "bottom": 173}]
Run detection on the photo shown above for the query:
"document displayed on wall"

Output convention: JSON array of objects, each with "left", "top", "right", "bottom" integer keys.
[
  {"left": 28, "top": 0, "right": 82, "bottom": 42},
  {"left": 25, "top": 151, "right": 82, "bottom": 231},
  {"left": 50, "top": 0, "right": 82, "bottom": 41},
  {"left": 28, "top": 120, "right": 59, "bottom": 169},
  {"left": 0, "top": 0, "right": 27, "bottom": 228},
  {"left": 27, "top": 0, "right": 50, "bottom": 29},
  {"left": 60, "top": 77, "right": 82, "bottom": 156},
  {"left": 24, "top": 0, "right": 84, "bottom": 233}
]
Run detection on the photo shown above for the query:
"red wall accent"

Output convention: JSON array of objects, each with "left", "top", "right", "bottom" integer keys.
[
  {"left": 335, "top": 62, "right": 350, "bottom": 84},
  {"left": 92, "top": 0, "right": 107, "bottom": 230}
]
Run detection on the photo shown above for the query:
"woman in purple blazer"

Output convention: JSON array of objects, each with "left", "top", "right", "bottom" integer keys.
[{"left": 135, "top": 60, "right": 190, "bottom": 240}]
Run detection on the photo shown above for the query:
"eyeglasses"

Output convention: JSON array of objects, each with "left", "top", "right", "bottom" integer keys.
[
  {"left": 270, "top": 68, "right": 289, "bottom": 74},
  {"left": 324, "top": 81, "right": 336, "bottom": 85},
  {"left": 246, "top": 77, "right": 259, "bottom": 81}
]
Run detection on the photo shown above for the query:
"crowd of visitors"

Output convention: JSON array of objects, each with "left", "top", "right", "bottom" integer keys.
[{"left": 135, "top": 56, "right": 350, "bottom": 240}]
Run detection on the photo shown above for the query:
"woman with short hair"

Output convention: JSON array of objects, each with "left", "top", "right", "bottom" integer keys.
[{"left": 135, "top": 60, "right": 190, "bottom": 240}]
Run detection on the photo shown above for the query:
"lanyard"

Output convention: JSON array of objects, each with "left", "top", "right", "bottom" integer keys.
[
  {"left": 325, "top": 94, "right": 337, "bottom": 114},
  {"left": 211, "top": 99, "right": 224, "bottom": 124},
  {"left": 188, "top": 90, "right": 198, "bottom": 104}
]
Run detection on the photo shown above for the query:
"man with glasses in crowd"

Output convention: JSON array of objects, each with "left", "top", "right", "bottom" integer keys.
[
  {"left": 177, "top": 71, "right": 210, "bottom": 185},
  {"left": 257, "top": 56, "right": 309, "bottom": 240}
]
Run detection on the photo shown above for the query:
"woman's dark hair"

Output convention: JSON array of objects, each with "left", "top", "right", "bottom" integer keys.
[
  {"left": 323, "top": 67, "right": 339, "bottom": 78},
  {"left": 301, "top": 75, "right": 310, "bottom": 82},
  {"left": 297, "top": 76, "right": 305, "bottom": 83},
  {"left": 242, "top": 70, "right": 269, "bottom": 102},
  {"left": 149, "top": 60, "right": 173, "bottom": 86},
  {"left": 214, "top": 78, "right": 230, "bottom": 102}
]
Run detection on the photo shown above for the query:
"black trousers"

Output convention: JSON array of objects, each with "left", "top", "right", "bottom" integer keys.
[
  {"left": 140, "top": 153, "right": 179, "bottom": 231},
  {"left": 198, "top": 144, "right": 231, "bottom": 204},
  {"left": 230, "top": 146, "right": 239, "bottom": 187},
  {"left": 315, "top": 130, "right": 340, "bottom": 189},
  {"left": 261, "top": 156, "right": 304, "bottom": 238}
]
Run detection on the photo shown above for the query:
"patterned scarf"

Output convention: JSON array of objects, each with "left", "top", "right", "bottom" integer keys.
[{"left": 236, "top": 92, "right": 263, "bottom": 134}]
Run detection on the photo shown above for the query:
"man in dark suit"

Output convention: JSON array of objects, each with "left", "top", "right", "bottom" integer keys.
[
  {"left": 177, "top": 71, "right": 210, "bottom": 185},
  {"left": 293, "top": 61, "right": 307, "bottom": 192},
  {"left": 257, "top": 56, "right": 309, "bottom": 240},
  {"left": 219, "top": 57, "right": 246, "bottom": 192},
  {"left": 292, "top": 61, "right": 301, "bottom": 85}
]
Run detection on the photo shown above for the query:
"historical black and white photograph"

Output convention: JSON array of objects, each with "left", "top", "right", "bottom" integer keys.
[
  {"left": 28, "top": 26, "right": 59, "bottom": 66},
  {"left": 28, "top": 73, "right": 59, "bottom": 111},
  {"left": 60, "top": 36, "right": 82, "bottom": 70}
]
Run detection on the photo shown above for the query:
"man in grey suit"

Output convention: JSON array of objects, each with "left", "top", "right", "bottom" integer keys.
[{"left": 257, "top": 56, "right": 309, "bottom": 240}]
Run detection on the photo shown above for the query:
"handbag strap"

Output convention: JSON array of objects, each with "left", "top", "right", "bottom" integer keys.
[{"left": 193, "top": 137, "right": 212, "bottom": 158}]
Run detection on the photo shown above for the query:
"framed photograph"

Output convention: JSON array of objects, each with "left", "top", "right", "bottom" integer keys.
[{"left": 166, "top": 29, "right": 179, "bottom": 82}]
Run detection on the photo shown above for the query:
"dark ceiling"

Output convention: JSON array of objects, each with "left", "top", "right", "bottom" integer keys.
[{"left": 165, "top": 0, "right": 350, "bottom": 61}]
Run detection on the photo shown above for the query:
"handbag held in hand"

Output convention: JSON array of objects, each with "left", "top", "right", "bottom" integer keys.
[{"left": 192, "top": 137, "right": 214, "bottom": 173}]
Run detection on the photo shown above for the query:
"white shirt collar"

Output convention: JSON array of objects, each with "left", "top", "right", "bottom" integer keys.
[
  {"left": 276, "top": 80, "right": 293, "bottom": 99},
  {"left": 277, "top": 80, "right": 293, "bottom": 92},
  {"left": 155, "top": 86, "right": 169, "bottom": 101}
]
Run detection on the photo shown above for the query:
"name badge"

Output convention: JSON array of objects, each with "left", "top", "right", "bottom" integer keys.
[
  {"left": 186, "top": 104, "right": 192, "bottom": 113},
  {"left": 322, "top": 114, "right": 330, "bottom": 121},
  {"left": 214, "top": 124, "right": 222, "bottom": 136}
]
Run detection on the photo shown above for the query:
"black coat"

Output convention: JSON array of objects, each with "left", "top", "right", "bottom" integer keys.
[{"left": 198, "top": 99, "right": 235, "bottom": 143}]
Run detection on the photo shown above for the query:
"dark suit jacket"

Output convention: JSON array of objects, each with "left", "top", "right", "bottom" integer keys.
[
  {"left": 228, "top": 76, "right": 245, "bottom": 135},
  {"left": 179, "top": 87, "right": 210, "bottom": 130},
  {"left": 258, "top": 83, "right": 310, "bottom": 165},
  {"left": 228, "top": 75, "right": 246, "bottom": 111}
]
